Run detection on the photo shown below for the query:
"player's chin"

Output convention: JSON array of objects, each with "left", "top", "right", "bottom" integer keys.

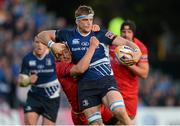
[
  {"left": 122, "top": 36, "right": 131, "bottom": 41},
  {"left": 84, "top": 29, "right": 91, "bottom": 33},
  {"left": 84, "top": 27, "right": 92, "bottom": 32},
  {"left": 36, "top": 51, "right": 44, "bottom": 56}
]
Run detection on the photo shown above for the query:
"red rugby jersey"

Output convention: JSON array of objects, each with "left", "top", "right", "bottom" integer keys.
[
  {"left": 109, "top": 37, "right": 148, "bottom": 97},
  {"left": 55, "top": 61, "right": 80, "bottom": 113}
]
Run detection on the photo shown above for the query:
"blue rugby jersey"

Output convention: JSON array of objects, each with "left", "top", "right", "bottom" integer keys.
[
  {"left": 20, "top": 51, "right": 60, "bottom": 98},
  {"left": 55, "top": 28, "right": 115, "bottom": 81}
]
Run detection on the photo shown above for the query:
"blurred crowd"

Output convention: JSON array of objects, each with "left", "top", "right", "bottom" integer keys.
[
  {"left": 139, "top": 69, "right": 180, "bottom": 107},
  {"left": 0, "top": 0, "right": 179, "bottom": 110},
  {"left": 0, "top": 0, "right": 64, "bottom": 108}
]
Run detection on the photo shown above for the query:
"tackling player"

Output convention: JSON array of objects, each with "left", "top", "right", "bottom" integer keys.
[
  {"left": 36, "top": 5, "right": 141, "bottom": 125},
  {"left": 110, "top": 19, "right": 149, "bottom": 120},
  {"left": 18, "top": 37, "right": 64, "bottom": 125}
]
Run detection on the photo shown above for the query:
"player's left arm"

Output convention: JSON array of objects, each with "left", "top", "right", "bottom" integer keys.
[
  {"left": 112, "top": 36, "right": 142, "bottom": 62},
  {"left": 103, "top": 31, "right": 142, "bottom": 63},
  {"left": 128, "top": 60, "right": 149, "bottom": 79}
]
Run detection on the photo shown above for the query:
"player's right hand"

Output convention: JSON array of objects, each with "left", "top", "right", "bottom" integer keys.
[
  {"left": 120, "top": 57, "right": 136, "bottom": 66},
  {"left": 51, "top": 43, "right": 66, "bottom": 56},
  {"left": 29, "top": 73, "right": 38, "bottom": 84},
  {"left": 89, "top": 36, "right": 99, "bottom": 49},
  {"left": 131, "top": 48, "right": 142, "bottom": 63}
]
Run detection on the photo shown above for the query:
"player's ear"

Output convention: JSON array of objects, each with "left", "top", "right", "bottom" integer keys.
[{"left": 75, "top": 20, "right": 79, "bottom": 25}]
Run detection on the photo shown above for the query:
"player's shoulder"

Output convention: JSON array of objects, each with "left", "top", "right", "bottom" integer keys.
[
  {"left": 134, "top": 38, "right": 146, "bottom": 46},
  {"left": 55, "top": 28, "right": 76, "bottom": 41},
  {"left": 47, "top": 50, "right": 54, "bottom": 57},
  {"left": 21, "top": 51, "right": 34, "bottom": 64},
  {"left": 23, "top": 51, "right": 33, "bottom": 59},
  {"left": 134, "top": 38, "right": 148, "bottom": 51},
  {"left": 56, "top": 27, "right": 75, "bottom": 34},
  {"left": 93, "top": 28, "right": 110, "bottom": 37}
]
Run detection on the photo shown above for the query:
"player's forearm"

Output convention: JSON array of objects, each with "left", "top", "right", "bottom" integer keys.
[
  {"left": 78, "top": 46, "right": 96, "bottom": 71},
  {"left": 112, "top": 36, "right": 139, "bottom": 50},
  {"left": 128, "top": 63, "right": 149, "bottom": 79},
  {"left": 70, "top": 47, "right": 96, "bottom": 76}
]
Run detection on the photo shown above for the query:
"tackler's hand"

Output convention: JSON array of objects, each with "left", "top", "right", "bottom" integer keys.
[
  {"left": 51, "top": 43, "right": 66, "bottom": 59},
  {"left": 91, "top": 24, "right": 100, "bottom": 32}
]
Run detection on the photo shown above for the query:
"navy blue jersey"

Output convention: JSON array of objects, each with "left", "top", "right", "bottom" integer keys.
[
  {"left": 55, "top": 28, "right": 115, "bottom": 81},
  {"left": 20, "top": 51, "right": 60, "bottom": 98}
]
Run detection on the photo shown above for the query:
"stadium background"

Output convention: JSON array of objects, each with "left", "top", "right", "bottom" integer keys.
[{"left": 0, "top": 0, "right": 180, "bottom": 124}]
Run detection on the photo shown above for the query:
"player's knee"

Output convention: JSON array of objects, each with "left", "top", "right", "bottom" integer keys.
[
  {"left": 25, "top": 118, "right": 35, "bottom": 125},
  {"left": 24, "top": 113, "right": 38, "bottom": 125},
  {"left": 113, "top": 108, "right": 127, "bottom": 118},
  {"left": 109, "top": 100, "right": 126, "bottom": 117},
  {"left": 87, "top": 112, "right": 103, "bottom": 125}
]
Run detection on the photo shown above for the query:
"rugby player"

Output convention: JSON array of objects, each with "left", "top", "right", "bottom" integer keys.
[{"left": 36, "top": 5, "right": 141, "bottom": 125}]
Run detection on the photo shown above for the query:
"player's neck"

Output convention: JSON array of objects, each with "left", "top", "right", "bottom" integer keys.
[{"left": 77, "top": 27, "right": 91, "bottom": 37}]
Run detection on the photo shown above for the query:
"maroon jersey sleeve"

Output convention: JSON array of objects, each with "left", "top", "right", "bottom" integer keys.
[{"left": 134, "top": 38, "right": 148, "bottom": 63}]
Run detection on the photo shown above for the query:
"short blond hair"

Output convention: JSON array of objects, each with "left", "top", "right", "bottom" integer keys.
[{"left": 75, "top": 5, "right": 94, "bottom": 18}]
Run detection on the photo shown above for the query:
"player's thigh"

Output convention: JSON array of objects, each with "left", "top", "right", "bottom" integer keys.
[
  {"left": 42, "top": 117, "right": 55, "bottom": 125},
  {"left": 24, "top": 112, "right": 39, "bottom": 125},
  {"left": 41, "top": 97, "right": 60, "bottom": 123},
  {"left": 78, "top": 80, "right": 102, "bottom": 111},
  {"left": 102, "top": 90, "right": 123, "bottom": 106}
]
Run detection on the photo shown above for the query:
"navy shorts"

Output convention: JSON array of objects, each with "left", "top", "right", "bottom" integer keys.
[
  {"left": 24, "top": 91, "right": 60, "bottom": 122},
  {"left": 78, "top": 76, "right": 118, "bottom": 111}
]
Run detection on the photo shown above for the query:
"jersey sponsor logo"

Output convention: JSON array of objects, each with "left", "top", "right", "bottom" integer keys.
[
  {"left": 105, "top": 31, "right": 115, "bottom": 39},
  {"left": 29, "top": 60, "right": 36, "bottom": 66},
  {"left": 81, "top": 41, "right": 89, "bottom": 46},
  {"left": 31, "top": 69, "right": 54, "bottom": 74},
  {"left": 72, "top": 47, "right": 88, "bottom": 51},
  {"left": 82, "top": 99, "right": 89, "bottom": 107},
  {"left": 72, "top": 39, "right": 80, "bottom": 45},
  {"left": 37, "top": 64, "right": 44, "bottom": 69},
  {"left": 46, "top": 58, "right": 52, "bottom": 66},
  {"left": 72, "top": 47, "right": 81, "bottom": 51}
]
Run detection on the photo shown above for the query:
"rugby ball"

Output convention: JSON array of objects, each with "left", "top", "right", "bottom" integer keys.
[
  {"left": 114, "top": 45, "right": 134, "bottom": 65},
  {"left": 19, "top": 74, "right": 30, "bottom": 87}
]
